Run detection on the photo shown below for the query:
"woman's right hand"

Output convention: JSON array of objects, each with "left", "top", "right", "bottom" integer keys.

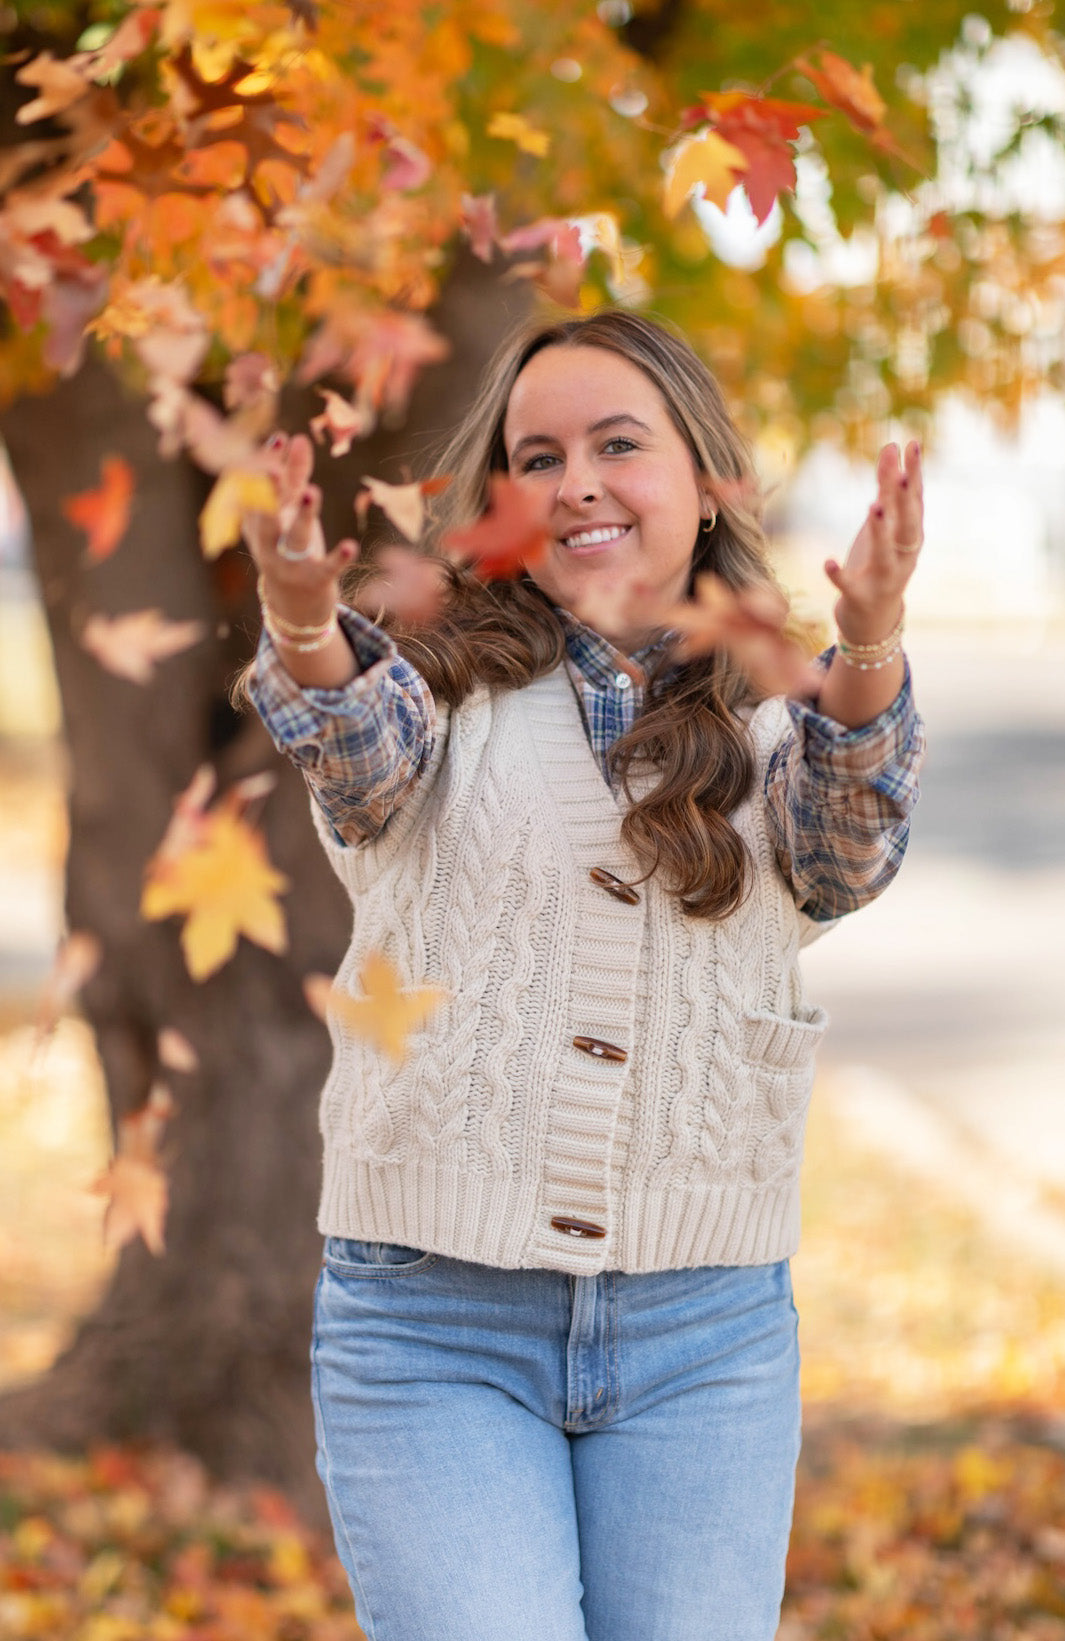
[
  {"left": 244, "top": 431, "right": 358, "bottom": 628},
  {"left": 244, "top": 432, "right": 361, "bottom": 687}
]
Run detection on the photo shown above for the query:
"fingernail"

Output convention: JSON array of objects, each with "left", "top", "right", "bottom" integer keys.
[
  {"left": 300, "top": 488, "right": 314, "bottom": 508},
  {"left": 874, "top": 506, "right": 884, "bottom": 518},
  {"left": 900, "top": 478, "right": 909, "bottom": 489},
  {"left": 267, "top": 432, "right": 284, "bottom": 450}
]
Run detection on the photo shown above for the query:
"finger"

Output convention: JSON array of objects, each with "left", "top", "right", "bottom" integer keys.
[
  {"left": 275, "top": 485, "right": 322, "bottom": 560},
  {"left": 284, "top": 433, "right": 315, "bottom": 496},
  {"left": 325, "top": 537, "right": 359, "bottom": 576},
  {"left": 823, "top": 557, "right": 846, "bottom": 593}
]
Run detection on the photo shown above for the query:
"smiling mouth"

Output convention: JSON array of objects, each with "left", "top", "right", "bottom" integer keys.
[{"left": 560, "top": 524, "right": 631, "bottom": 552}]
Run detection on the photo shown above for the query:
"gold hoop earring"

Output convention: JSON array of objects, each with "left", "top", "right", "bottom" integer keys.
[{"left": 700, "top": 509, "right": 718, "bottom": 532}]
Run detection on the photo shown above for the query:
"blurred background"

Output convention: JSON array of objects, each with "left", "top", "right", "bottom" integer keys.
[{"left": 2, "top": 2, "right": 1065, "bottom": 1636}]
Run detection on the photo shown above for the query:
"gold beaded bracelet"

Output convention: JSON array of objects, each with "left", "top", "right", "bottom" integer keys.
[{"left": 836, "top": 611, "right": 905, "bottom": 670}]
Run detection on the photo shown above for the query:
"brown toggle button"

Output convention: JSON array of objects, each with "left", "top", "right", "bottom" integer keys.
[
  {"left": 550, "top": 1215, "right": 607, "bottom": 1240},
  {"left": 589, "top": 867, "right": 640, "bottom": 905},
  {"left": 573, "top": 1035, "right": 628, "bottom": 1063}
]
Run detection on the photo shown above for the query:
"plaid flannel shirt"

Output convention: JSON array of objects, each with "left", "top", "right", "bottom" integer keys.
[{"left": 248, "top": 603, "right": 925, "bottom": 921}]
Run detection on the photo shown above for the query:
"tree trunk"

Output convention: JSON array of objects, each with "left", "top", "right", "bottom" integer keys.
[{"left": 0, "top": 253, "right": 528, "bottom": 1523}]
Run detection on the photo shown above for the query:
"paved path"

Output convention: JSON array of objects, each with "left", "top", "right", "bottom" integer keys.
[{"left": 803, "top": 627, "right": 1065, "bottom": 1264}]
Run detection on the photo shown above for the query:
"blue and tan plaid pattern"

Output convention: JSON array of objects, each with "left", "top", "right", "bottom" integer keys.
[{"left": 249, "top": 604, "right": 924, "bottom": 919}]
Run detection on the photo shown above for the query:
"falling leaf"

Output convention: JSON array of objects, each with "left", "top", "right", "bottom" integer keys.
[
  {"left": 355, "top": 474, "right": 451, "bottom": 543},
  {"left": 663, "top": 129, "right": 748, "bottom": 217},
  {"left": 142, "top": 796, "right": 289, "bottom": 981},
  {"left": 352, "top": 545, "right": 449, "bottom": 625},
  {"left": 487, "top": 111, "right": 550, "bottom": 157},
  {"left": 158, "top": 1027, "right": 199, "bottom": 1073},
  {"left": 308, "top": 388, "right": 370, "bottom": 456},
  {"left": 461, "top": 192, "right": 498, "bottom": 262},
  {"left": 62, "top": 456, "right": 135, "bottom": 563},
  {"left": 81, "top": 609, "right": 206, "bottom": 684},
  {"left": 795, "top": 50, "right": 887, "bottom": 135},
  {"left": 35, "top": 930, "right": 102, "bottom": 1043},
  {"left": 381, "top": 136, "right": 432, "bottom": 191},
  {"left": 441, "top": 474, "right": 551, "bottom": 580},
  {"left": 305, "top": 954, "right": 447, "bottom": 1064},
  {"left": 91, "top": 1085, "right": 174, "bottom": 1255},
  {"left": 199, "top": 468, "right": 277, "bottom": 557},
  {"left": 15, "top": 51, "right": 89, "bottom": 124},
  {"left": 661, "top": 572, "right": 822, "bottom": 697}
]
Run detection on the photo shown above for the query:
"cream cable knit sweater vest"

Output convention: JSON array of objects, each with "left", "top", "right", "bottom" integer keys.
[{"left": 312, "top": 663, "right": 828, "bottom": 1275}]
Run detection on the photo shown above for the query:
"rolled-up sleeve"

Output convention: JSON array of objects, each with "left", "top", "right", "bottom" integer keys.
[
  {"left": 764, "top": 650, "right": 926, "bottom": 921},
  {"left": 247, "top": 604, "right": 435, "bottom": 846}
]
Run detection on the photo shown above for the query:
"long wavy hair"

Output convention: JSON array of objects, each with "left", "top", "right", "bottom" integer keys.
[{"left": 373, "top": 309, "right": 782, "bottom": 920}]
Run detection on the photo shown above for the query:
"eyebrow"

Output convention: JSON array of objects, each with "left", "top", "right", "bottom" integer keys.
[{"left": 509, "top": 414, "right": 654, "bottom": 462}]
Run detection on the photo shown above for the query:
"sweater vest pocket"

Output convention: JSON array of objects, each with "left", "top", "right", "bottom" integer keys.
[{"left": 742, "top": 1004, "right": 829, "bottom": 1184}]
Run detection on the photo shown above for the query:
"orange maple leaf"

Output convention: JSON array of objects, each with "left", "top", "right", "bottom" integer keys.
[
  {"left": 91, "top": 1084, "right": 174, "bottom": 1256},
  {"left": 795, "top": 50, "right": 887, "bottom": 135},
  {"left": 440, "top": 475, "right": 550, "bottom": 581},
  {"left": 62, "top": 455, "right": 135, "bottom": 562},
  {"left": 305, "top": 954, "right": 448, "bottom": 1065},
  {"left": 308, "top": 388, "right": 371, "bottom": 456}
]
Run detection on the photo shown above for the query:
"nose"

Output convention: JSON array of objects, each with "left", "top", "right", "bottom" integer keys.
[{"left": 555, "top": 455, "right": 602, "bottom": 511}]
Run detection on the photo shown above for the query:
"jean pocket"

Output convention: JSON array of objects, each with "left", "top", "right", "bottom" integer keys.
[{"left": 322, "top": 1237, "right": 438, "bottom": 1276}]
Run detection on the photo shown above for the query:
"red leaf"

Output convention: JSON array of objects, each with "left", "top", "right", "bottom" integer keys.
[
  {"left": 61, "top": 455, "right": 135, "bottom": 562},
  {"left": 440, "top": 475, "right": 550, "bottom": 581}
]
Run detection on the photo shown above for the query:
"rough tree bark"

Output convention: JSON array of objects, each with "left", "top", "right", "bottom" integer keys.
[{"left": 0, "top": 254, "right": 528, "bottom": 1521}]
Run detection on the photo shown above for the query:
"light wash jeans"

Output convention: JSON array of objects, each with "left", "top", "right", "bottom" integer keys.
[{"left": 311, "top": 1238, "right": 801, "bottom": 1641}]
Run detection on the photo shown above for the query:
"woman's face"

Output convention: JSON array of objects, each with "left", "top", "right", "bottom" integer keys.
[{"left": 502, "top": 344, "right": 707, "bottom": 652}]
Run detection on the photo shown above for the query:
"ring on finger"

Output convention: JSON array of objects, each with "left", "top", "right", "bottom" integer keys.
[{"left": 276, "top": 528, "right": 314, "bottom": 562}]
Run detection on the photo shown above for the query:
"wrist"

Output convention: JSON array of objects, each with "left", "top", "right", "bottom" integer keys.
[
  {"left": 257, "top": 575, "right": 338, "bottom": 631},
  {"left": 835, "top": 601, "right": 904, "bottom": 647}
]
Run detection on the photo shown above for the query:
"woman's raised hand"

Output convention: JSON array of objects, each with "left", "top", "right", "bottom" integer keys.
[
  {"left": 244, "top": 431, "right": 358, "bottom": 628},
  {"left": 825, "top": 441, "right": 923, "bottom": 644}
]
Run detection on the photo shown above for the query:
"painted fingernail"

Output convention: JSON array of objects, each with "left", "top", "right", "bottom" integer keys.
[
  {"left": 900, "top": 478, "right": 909, "bottom": 489},
  {"left": 267, "top": 432, "right": 284, "bottom": 449},
  {"left": 874, "top": 506, "right": 884, "bottom": 518},
  {"left": 300, "top": 488, "right": 314, "bottom": 507}
]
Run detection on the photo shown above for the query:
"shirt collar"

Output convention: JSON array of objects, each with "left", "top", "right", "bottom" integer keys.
[{"left": 553, "top": 606, "right": 673, "bottom": 689}]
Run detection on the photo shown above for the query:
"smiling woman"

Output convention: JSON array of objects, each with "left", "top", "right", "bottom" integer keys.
[{"left": 241, "top": 307, "right": 926, "bottom": 1641}]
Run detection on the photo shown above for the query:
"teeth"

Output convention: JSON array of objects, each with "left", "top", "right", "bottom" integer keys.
[{"left": 563, "top": 525, "right": 628, "bottom": 549}]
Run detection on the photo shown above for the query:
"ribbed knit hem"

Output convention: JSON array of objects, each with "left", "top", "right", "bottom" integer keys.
[{"left": 318, "top": 1149, "right": 802, "bottom": 1276}]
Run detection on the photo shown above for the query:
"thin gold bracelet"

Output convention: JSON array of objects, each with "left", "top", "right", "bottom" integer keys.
[
  {"left": 257, "top": 577, "right": 337, "bottom": 639},
  {"left": 262, "top": 611, "right": 339, "bottom": 653},
  {"left": 836, "top": 612, "right": 905, "bottom": 662}
]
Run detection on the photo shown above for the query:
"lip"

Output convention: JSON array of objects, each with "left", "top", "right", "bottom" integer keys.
[{"left": 557, "top": 523, "right": 632, "bottom": 556}]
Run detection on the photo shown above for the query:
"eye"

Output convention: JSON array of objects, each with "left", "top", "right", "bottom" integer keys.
[
  {"left": 603, "top": 436, "right": 637, "bottom": 454},
  {"left": 518, "top": 452, "right": 559, "bottom": 473}
]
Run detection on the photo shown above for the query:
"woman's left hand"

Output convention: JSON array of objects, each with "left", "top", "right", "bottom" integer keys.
[{"left": 825, "top": 441, "right": 923, "bottom": 643}]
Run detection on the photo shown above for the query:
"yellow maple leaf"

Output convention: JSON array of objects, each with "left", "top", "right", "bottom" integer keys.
[
  {"left": 199, "top": 468, "right": 277, "bottom": 558},
  {"left": 487, "top": 112, "right": 550, "bottom": 158},
  {"left": 142, "top": 801, "right": 289, "bottom": 981},
  {"left": 305, "top": 954, "right": 448, "bottom": 1064},
  {"left": 663, "top": 130, "right": 748, "bottom": 218}
]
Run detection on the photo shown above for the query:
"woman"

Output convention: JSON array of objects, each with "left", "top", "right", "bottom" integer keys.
[{"left": 245, "top": 310, "right": 925, "bottom": 1641}]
